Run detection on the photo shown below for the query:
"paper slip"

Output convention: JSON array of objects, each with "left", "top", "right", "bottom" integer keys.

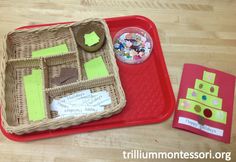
[
  {"left": 56, "top": 112, "right": 99, "bottom": 119},
  {"left": 57, "top": 89, "right": 91, "bottom": 103},
  {"left": 50, "top": 90, "right": 111, "bottom": 118},
  {"left": 52, "top": 101, "right": 104, "bottom": 115},
  {"left": 64, "top": 91, "right": 111, "bottom": 106},
  {"left": 52, "top": 91, "right": 111, "bottom": 107}
]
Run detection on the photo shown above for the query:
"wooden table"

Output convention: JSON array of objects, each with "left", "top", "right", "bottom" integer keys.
[{"left": 0, "top": 0, "right": 235, "bottom": 161}]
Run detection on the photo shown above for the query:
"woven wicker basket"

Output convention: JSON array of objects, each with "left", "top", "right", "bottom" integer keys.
[{"left": 0, "top": 18, "right": 126, "bottom": 135}]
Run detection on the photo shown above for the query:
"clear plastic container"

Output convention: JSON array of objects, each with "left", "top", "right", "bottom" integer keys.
[{"left": 113, "top": 27, "right": 153, "bottom": 64}]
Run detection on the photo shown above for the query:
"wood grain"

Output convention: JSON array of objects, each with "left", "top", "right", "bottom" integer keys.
[{"left": 0, "top": 0, "right": 235, "bottom": 161}]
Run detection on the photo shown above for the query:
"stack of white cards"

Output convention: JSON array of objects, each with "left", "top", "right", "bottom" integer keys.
[{"left": 50, "top": 89, "right": 112, "bottom": 118}]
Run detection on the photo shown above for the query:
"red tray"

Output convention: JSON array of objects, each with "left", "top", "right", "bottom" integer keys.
[{"left": 0, "top": 15, "right": 175, "bottom": 141}]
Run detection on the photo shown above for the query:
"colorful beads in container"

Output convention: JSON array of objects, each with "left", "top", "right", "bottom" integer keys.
[{"left": 113, "top": 27, "right": 153, "bottom": 64}]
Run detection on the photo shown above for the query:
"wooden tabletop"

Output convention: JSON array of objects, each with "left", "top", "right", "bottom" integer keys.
[{"left": 0, "top": 0, "right": 235, "bottom": 161}]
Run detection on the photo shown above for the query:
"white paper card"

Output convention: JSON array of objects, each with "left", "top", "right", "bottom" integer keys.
[
  {"left": 178, "top": 117, "right": 224, "bottom": 136},
  {"left": 50, "top": 90, "right": 111, "bottom": 118}
]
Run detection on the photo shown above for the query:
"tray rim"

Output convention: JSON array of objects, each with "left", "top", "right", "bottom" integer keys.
[{"left": 0, "top": 15, "right": 176, "bottom": 142}]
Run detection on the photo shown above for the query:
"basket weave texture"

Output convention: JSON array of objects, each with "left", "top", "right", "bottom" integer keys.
[{"left": 0, "top": 18, "right": 126, "bottom": 135}]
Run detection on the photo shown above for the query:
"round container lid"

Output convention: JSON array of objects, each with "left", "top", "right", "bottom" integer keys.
[{"left": 113, "top": 27, "right": 153, "bottom": 64}]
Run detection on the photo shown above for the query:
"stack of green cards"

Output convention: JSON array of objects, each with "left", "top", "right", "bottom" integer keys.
[
  {"left": 84, "top": 31, "right": 100, "bottom": 46},
  {"left": 32, "top": 44, "right": 69, "bottom": 58},
  {"left": 23, "top": 69, "right": 46, "bottom": 122},
  {"left": 84, "top": 56, "right": 109, "bottom": 80}
]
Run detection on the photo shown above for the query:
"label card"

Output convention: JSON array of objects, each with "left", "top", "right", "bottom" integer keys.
[{"left": 178, "top": 117, "right": 224, "bottom": 137}]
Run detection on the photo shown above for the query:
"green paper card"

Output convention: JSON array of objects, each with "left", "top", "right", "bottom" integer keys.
[
  {"left": 84, "top": 56, "right": 109, "bottom": 80},
  {"left": 203, "top": 71, "right": 216, "bottom": 84},
  {"left": 32, "top": 44, "right": 69, "bottom": 58},
  {"left": 23, "top": 69, "right": 46, "bottom": 121},
  {"left": 194, "top": 79, "right": 219, "bottom": 96},
  {"left": 186, "top": 88, "right": 222, "bottom": 109},
  {"left": 178, "top": 99, "right": 227, "bottom": 124},
  {"left": 84, "top": 31, "right": 100, "bottom": 46}
]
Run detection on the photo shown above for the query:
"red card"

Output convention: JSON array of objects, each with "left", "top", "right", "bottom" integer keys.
[{"left": 173, "top": 64, "right": 235, "bottom": 143}]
